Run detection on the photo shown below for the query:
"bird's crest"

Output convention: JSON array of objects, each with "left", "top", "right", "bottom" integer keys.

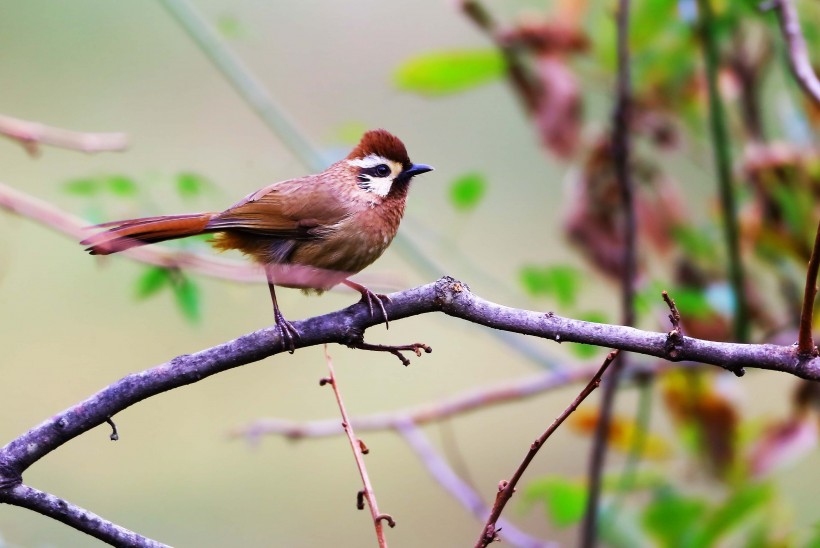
[{"left": 347, "top": 129, "right": 411, "bottom": 168}]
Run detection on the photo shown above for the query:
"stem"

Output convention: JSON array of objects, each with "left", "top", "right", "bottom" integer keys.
[
  {"left": 698, "top": 0, "right": 749, "bottom": 342},
  {"left": 323, "top": 346, "right": 392, "bottom": 547},
  {"left": 581, "top": 0, "right": 635, "bottom": 544},
  {"left": 476, "top": 351, "right": 620, "bottom": 547},
  {"left": 798, "top": 220, "right": 820, "bottom": 354},
  {"left": 773, "top": 0, "right": 820, "bottom": 107},
  {"left": 159, "top": 0, "right": 326, "bottom": 172}
]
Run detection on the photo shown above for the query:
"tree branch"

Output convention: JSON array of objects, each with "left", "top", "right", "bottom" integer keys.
[
  {"left": 395, "top": 420, "right": 554, "bottom": 548},
  {"left": 477, "top": 351, "right": 619, "bottom": 547},
  {"left": 770, "top": 0, "right": 820, "bottom": 355},
  {"left": 2, "top": 277, "right": 819, "bottom": 542},
  {"left": 0, "top": 180, "right": 263, "bottom": 282},
  {"left": 2, "top": 483, "right": 166, "bottom": 547},
  {"left": 0, "top": 113, "right": 128, "bottom": 155},
  {"left": 799, "top": 220, "right": 820, "bottom": 355},
  {"left": 232, "top": 364, "right": 609, "bottom": 441},
  {"left": 771, "top": 0, "right": 820, "bottom": 107},
  {"left": 582, "top": 0, "right": 635, "bottom": 543},
  {"left": 322, "top": 347, "right": 393, "bottom": 547}
]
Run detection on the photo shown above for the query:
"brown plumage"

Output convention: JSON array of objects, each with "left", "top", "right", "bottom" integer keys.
[{"left": 81, "top": 129, "right": 433, "bottom": 349}]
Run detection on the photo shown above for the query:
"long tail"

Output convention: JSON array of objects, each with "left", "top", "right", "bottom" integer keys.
[{"left": 81, "top": 213, "right": 216, "bottom": 255}]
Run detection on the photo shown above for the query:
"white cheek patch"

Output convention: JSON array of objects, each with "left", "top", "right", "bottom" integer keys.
[
  {"left": 347, "top": 155, "right": 403, "bottom": 198},
  {"left": 364, "top": 177, "right": 394, "bottom": 197}
]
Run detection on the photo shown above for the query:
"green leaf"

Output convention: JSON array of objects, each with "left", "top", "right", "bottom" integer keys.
[
  {"left": 694, "top": 483, "right": 773, "bottom": 546},
  {"left": 642, "top": 488, "right": 707, "bottom": 547},
  {"left": 522, "top": 476, "right": 587, "bottom": 529},
  {"left": 105, "top": 175, "right": 138, "bottom": 197},
  {"left": 135, "top": 267, "right": 171, "bottom": 299},
  {"left": 172, "top": 274, "right": 201, "bottom": 323},
  {"left": 63, "top": 178, "right": 100, "bottom": 196},
  {"left": 449, "top": 173, "right": 486, "bottom": 211},
  {"left": 549, "top": 267, "right": 581, "bottom": 307},
  {"left": 394, "top": 49, "right": 505, "bottom": 96},
  {"left": 176, "top": 172, "right": 212, "bottom": 199},
  {"left": 519, "top": 265, "right": 582, "bottom": 306}
]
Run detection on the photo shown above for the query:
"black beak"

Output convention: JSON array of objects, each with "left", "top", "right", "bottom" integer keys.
[{"left": 399, "top": 163, "right": 434, "bottom": 182}]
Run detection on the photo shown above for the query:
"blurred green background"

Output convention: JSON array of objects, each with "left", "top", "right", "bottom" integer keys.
[{"left": 1, "top": 1, "right": 819, "bottom": 546}]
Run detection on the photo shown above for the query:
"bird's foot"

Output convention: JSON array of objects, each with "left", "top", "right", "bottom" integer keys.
[
  {"left": 273, "top": 308, "right": 300, "bottom": 354},
  {"left": 343, "top": 279, "right": 392, "bottom": 328},
  {"left": 359, "top": 288, "right": 392, "bottom": 329},
  {"left": 349, "top": 341, "right": 432, "bottom": 366}
]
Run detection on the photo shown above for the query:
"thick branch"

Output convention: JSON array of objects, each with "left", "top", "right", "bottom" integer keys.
[
  {"left": 2, "top": 484, "right": 165, "bottom": 548},
  {"left": 2, "top": 277, "right": 818, "bottom": 541},
  {"left": 3, "top": 277, "right": 819, "bottom": 479}
]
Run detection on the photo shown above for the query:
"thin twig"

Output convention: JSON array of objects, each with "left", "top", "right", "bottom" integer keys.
[
  {"left": 662, "top": 290, "right": 682, "bottom": 333},
  {"left": 581, "top": 0, "right": 635, "bottom": 543},
  {"left": 771, "top": 0, "right": 820, "bottom": 107},
  {"left": 459, "top": 0, "right": 540, "bottom": 113},
  {"left": 476, "top": 350, "right": 620, "bottom": 547},
  {"left": 798, "top": 220, "right": 820, "bottom": 354},
  {"left": 0, "top": 113, "right": 128, "bottom": 155},
  {"left": 662, "top": 290, "right": 686, "bottom": 360},
  {"left": 698, "top": 0, "right": 749, "bottom": 342},
  {"left": 322, "top": 346, "right": 392, "bottom": 547},
  {"left": 771, "top": 0, "right": 820, "bottom": 355},
  {"left": 395, "top": 419, "right": 554, "bottom": 548}
]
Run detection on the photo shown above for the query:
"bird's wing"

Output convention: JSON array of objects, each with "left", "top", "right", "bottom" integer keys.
[{"left": 206, "top": 175, "right": 351, "bottom": 239}]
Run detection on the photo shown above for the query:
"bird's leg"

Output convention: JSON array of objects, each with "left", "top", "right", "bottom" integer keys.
[
  {"left": 266, "top": 266, "right": 300, "bottom": 353},
  {"left": 343, "top": 279, "right": 391, "bottom": 329}
]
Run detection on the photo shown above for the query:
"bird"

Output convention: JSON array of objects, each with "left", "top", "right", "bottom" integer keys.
[{"left": 81, "top": 129, "right": 433, "bottom": 351}]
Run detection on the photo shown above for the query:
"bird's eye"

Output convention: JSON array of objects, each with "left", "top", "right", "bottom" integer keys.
[{"left": 374, "top": 164, "right": 391, "bottom": 177}]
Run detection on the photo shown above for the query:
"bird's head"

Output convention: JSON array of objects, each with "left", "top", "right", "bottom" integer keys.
[{"left": 346, "top": 129, "right": 433, "bottom": 198}]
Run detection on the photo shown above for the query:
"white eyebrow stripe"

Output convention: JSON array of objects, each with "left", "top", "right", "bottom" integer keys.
[{"left": 347, "top": 154, "right": 390, "bottom": 169}]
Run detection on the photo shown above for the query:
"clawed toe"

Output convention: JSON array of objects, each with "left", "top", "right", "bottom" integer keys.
[
  {"left": 361, "top": 290, "right": 391, "bottom": 329},
  {"left": 343, "top": 280, "right": 392, "bottom": 329},
  {"left": 274, "top": 310, "right": 300, "bottom": 353}
]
